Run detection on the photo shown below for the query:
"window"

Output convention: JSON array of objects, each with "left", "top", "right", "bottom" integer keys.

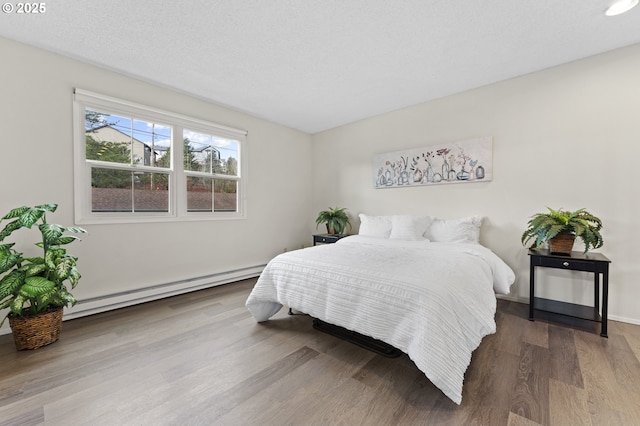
[
  {"left": 183, "top": 130, "right": 239, "bottom": 213},
  {"left": 73, "top": 90, "right": 246, "bottom": 224}
]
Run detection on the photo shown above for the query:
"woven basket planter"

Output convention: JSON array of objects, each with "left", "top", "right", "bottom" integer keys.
[
  {"left": 8, "top": 307, "right": 63, "bottom": 351},
  {"left": 549, "top": 233, "right": 576, "bottom": 255}
]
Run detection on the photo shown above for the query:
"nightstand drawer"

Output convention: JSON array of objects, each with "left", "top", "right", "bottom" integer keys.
[
  {"left": 313, "top": 234, "right": 347, "bottom": 245},
  {"left": 533, "top": 256, "right": 598, "bottom": 272},
  {"left": 316, "top": 235, "right": 334, "bottom": 244}
]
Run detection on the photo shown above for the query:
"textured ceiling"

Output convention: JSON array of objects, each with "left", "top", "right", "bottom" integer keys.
[{"left": 1, "top": 1, "right": 640, "bottom": 133}]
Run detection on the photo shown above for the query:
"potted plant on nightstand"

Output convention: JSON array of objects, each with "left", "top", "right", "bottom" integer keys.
[
  {"left": 521, "top": 207, "right": 603, "bottom": 255},
  {"left": 0, "top": 204, "right": 87, "bottom": 350},
  {"left": 315, "top": 207, "right": 352, "bottom": 235}
]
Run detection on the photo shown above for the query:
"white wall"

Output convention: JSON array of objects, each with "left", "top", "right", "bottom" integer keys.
[
  {"left": 311, "top": 43, "right": 640, "bottom": 325},
  {"left": 0, "top": 37, "right": 313, "bottom": 333}
]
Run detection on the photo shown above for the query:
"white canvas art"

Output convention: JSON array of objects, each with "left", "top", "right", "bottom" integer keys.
[{"left": 373, "top": 136, "right": 493, "bottom": 188}]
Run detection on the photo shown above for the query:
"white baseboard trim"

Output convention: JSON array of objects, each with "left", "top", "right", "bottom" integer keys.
[
  {"left": 0, "top": 265, "right": 265, "bottom": 336},
  {"left": 608, "top": 314, "right": 640, "bottom": 326}
]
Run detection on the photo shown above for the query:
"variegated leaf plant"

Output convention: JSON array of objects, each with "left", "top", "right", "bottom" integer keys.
[{"left": 0, "top": 204, "right": 86, "bottom": 326}]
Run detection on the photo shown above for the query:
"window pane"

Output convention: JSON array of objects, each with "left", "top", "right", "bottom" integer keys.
[
  {"left": 214, "top": 180, "right": 237, "bottom": 212},
  {"left": 133, "top": 119, "right": 171, "bottom": 168},
  {"left": 183, "top": 129, "right": 239, "bottom": 176},
  {"left": 91, "top": 168, "right": 132, "bottom": 212},
  {"left": 91, "top": 168, "right": 169, "bottom": 213},
  {"left": 86, "top": 111, "right": 132, "bottom": 164},
  {"left": 134, "top": 172, "right": 169, "bottom": 212},
  {"left": 85, "top": 110, "right": 171, "bottom": 168},
  {"left": 187, "top": 177, "right": 212, "bottom": 212}
]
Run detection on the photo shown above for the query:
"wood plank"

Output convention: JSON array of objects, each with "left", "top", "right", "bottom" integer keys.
[
  {"left": 548, "top": 378, "right": 591, "bottom": 426},
  {"left": 0, "top": 407, "right": 43, "bottom": 426},
  {"left": 494, "top": 310, "right": 527, "bottom": 356},
  {"left": 345, "top": 354, "right": 436, "bottom": 425},
  {"left": 548, "top": 324, "right": 583, "bottom": 388},
  {"left": 574, "top": 328, "right": 640, "bottom": 425},
  {"left": 184, "top": 346, "right": 321, "bottom": 424},
  {"left": 507, "top": 412, "right": 544, "bottom": 426},
  {"left": 509, "top": 342, "right": 550, "bottom": 425},
  {"left": 604, "top": 333, "right": 640, "bottom": 394},
  {"left": 615, "top": 321, "right": 640, "bottom": 363}
]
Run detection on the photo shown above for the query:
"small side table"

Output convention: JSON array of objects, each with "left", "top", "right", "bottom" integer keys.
[
  {"left": 313, "top": 234, "right": 348, "bottom": 246},
  {"left": 528, "top": 249, "right": 611, "bottom": 337}
]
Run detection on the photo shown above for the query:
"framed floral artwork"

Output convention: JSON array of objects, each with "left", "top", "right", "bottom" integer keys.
[{"left": 373, "top": 136, "right": 492, "bottom": 188}]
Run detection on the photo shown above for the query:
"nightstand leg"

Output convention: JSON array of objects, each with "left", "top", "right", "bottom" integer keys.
[
  {"left": 529, "top": 260, "right": 535, "bottom": 320},
  {"left": 601, "top": 269, "right": 609, "bottom": 337},
  {"left": 594, "top": 272, "right": 600, "bottom": 312}
]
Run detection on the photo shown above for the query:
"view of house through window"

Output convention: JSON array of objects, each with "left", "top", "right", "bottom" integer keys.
[
  {"left": 184, "top": 130, "right": 239, "bottom": 212},
  {"left": 75, "top": 90, "right": 245, "bottom": 223},
  {"left": 85, "top": 110, "right": 172, "bottom": 212}
]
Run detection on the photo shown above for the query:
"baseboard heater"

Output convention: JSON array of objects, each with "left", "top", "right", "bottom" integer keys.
[
  {"left": 64, "top": 264, "right": 265, "bottom": 320},
  {"left": 312, "top": 318, "right": 402, "bottom": 358}
]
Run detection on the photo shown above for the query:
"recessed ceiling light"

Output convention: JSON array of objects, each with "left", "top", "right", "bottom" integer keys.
[{"left": 605, "top": 0, "right": 639, "bottom": 16}]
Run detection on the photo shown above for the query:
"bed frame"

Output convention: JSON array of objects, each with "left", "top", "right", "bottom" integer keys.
[{"left": 312, "top": 318, "right": 402, "bottom": 358}]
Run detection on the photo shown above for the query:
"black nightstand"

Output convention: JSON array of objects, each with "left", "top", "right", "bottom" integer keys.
[
  {"left": 313, "top": 234, "right": 348, "bottom": 246},
  {"left": 528, "top": 249, "right": 611, "bottom": 337}
]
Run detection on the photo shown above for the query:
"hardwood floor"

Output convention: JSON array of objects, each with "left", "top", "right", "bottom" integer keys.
[{"left": 1, "top": 278, "right": 639, "bottom": 425}]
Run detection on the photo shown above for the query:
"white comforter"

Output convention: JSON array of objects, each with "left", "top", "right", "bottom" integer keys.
[{"left": 245, "top": 235, "right": 515, "bottom": 404}]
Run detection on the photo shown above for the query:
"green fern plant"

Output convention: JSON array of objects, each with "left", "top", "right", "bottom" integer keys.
[
  {"left": 315, "top": 207, "right": 351, "bottom": 235},
  {"left": 0, "top": 204, "right": 87, "bottom": 326},
  {"left": 521, "top": 207, "right": 603, "bottom": 253}
]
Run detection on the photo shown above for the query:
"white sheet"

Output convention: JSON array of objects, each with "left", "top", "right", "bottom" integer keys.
[{"left": 245, "top": 235, "right": 515, "bottom": 404}]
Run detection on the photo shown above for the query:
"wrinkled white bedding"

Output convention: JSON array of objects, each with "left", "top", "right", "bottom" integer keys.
[{"left": 245, "top": 235, "right": 515, "bottom": 404}]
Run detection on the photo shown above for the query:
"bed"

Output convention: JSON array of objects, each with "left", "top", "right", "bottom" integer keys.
[{"left": 245, "top": 215, "right": 515, "bottom": 404}]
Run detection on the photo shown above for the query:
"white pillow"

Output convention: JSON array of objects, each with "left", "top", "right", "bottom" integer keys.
[
  {"left": 358, "top": 214, "right": 392, "bottom": 238},
  {"left": 389, "top": 215, "right": 433, "bottom": 241},
  {"left": 427, "top": 216, "right": 482, "bottom": 243}
]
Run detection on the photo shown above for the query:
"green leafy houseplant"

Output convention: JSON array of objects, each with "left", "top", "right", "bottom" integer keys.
[
  {"left": 0, "top": 204, "right": 87, "bottom": 327},
  {"left": 521, "top": 207, "right": 603, "bottom": 254},
  {"left": 315, "top": 207, "right": 352, "bottom": 235}
]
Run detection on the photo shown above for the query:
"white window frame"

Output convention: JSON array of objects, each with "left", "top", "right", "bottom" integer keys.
[{"left": 73, "top": 89, "right": 247, "bottom": 224}]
